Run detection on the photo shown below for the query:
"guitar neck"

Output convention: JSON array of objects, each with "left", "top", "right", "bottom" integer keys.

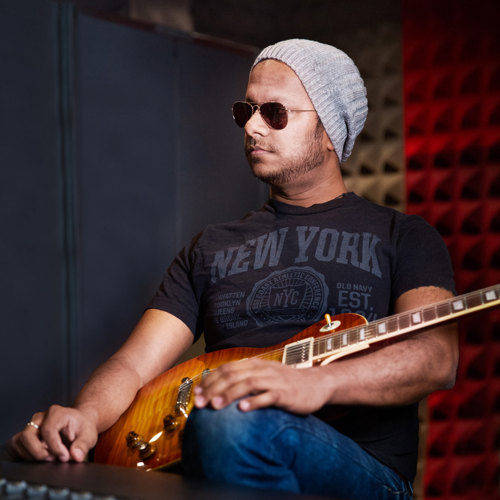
[{"left": 309, "top": 284, "right": 500, "bottom": 365}]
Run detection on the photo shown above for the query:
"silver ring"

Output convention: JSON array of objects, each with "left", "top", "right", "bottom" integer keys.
[{"left": 26, "top": 421, "right": 40, "bottom": 430}]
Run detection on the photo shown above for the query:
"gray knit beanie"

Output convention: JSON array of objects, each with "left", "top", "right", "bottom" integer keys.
[{"left": 252, "top": 39, "right": 368, "bottom": 163}]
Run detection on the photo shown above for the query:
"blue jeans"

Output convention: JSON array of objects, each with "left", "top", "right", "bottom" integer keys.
[{"left": 182, "top": 402, "right": 413, "bottom": 499}]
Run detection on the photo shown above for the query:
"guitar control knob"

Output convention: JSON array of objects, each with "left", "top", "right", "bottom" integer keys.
[
  {"left": 138, "top": 442, "right": 156, "bottom": 460},
  {"left": 125, "top": 431, "right": 156, "bottom": 460},
  {"left": 126, "top": 431, "right": 141, "bottom": 448},
  {"left": 163, "top": 414, "right": 180, "bottom": 433}
]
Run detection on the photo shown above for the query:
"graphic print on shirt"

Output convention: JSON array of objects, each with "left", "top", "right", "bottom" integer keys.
[
  {"left": 246, "top": 266, "right": 329, "bottom": 327},
  {"left": 330, "top": 282, "right": 378, "bottom": 322},
  {"left": 210, "top": 226, "right": 382, "bottom": 283},
  {"left": 212, "top": 291, "right": 248, "bottom": 330}
]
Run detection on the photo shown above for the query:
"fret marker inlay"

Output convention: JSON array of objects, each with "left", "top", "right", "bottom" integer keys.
[
  {"left": 485, "top": 291, "right": 497, "bottom": 301},
  {"left": 377, "top": 323, "right": 386, "bottom": 334},
  {"left": 342, "top": 334, "right": 347, "bottom": 345},
  {"left": 412, "top": 312, "right": 422, "bottom": 324},
  {"left": 360, "top": 328, "right": 365, "bottom": 340},
  {"left": 452, "top": 300, "right": 464, "bottom": 311}
]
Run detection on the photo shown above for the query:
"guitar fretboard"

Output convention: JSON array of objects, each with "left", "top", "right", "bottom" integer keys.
[{"left": 311, "top": 284, "right": 500, "bottom": 363}]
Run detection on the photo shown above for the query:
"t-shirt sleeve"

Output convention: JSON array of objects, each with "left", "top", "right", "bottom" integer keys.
[
  {"left": 146, "top": 236, "right": 203, "bottom": 342},
  {"left": 392, "top": 215, "right": 456, "bottom": 300}
]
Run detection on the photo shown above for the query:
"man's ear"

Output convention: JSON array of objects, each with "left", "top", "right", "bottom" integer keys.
[{"left": 323, "top": 130, "right": 335, "bottom": 152}]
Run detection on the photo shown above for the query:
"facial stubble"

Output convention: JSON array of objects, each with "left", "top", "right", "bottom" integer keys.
[{"left": 246, "top": 121, "right": 326, "bottom": 185}]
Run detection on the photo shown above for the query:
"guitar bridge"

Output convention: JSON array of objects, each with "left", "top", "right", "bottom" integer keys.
[
  {"left": 283, "top": 337, "right": 314, "bottom": 368},
  {"left": 175, "top": 377, "right": 193, "bottom": 417},
  {"left": 164, "top": 377, "right": 193, "bottom": 434}
]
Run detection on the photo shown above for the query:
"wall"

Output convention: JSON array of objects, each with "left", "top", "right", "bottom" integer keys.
[
  {"left": 0, "top": 0, "right": 263, "bottom": 444},
  {"left": 403, "top": 1, "right": 500, "bottom": 498}
]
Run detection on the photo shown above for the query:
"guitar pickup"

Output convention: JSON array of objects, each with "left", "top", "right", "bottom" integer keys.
[{"left": 283, "top": 337, "right": 314, "bottom": 368}]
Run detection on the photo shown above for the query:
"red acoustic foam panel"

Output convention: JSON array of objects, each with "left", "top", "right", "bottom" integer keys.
[{"left": 403, "top": 0, "right": 500, "bottom": 498}]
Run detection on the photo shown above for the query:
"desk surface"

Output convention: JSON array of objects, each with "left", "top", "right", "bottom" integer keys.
[{"left": 0, "top": 460, "right": 330, "bottom": 500}]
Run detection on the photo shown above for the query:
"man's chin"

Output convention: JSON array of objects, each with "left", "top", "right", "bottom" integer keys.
[
  {"left": 249, "top": 162, "right": 275, "bottom": 182},
  {"left": 250, "top": 166, "right": 286, "bottom": 186}
]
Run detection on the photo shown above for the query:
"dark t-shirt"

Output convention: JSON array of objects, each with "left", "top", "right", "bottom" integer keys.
[{"left": 148, "top": 192, "right": 455, "bottom": 481}]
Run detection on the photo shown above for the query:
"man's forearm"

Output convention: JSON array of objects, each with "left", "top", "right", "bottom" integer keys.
[
  {"left": 322, "top": 323, "right": 458, "bottom": 407},
  {"left": 73, "top": 355, "right": 143, "bottom": 433}
]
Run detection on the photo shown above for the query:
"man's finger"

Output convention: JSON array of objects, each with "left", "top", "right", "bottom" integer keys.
[
  {"left": 69, "top": 426, "right": 98, "bottom": 462},
  {"left": 199, "top": 363, "right": 255, "bottom": 396},
  {"left": 40, "top": 422, "right": 70, "bottom": 462},
  {"left": 15, "top": 430, "right": 52, "bottom": 462},
  {"left": 238, "top": 391, "right": 277, "bottom": 412},
  {"left": 10, "top": 437, "right": 37, "bottom": 462}
]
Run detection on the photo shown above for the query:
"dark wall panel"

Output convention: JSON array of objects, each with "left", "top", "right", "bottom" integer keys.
[
  {"left": 176, "top": 41, "right": 267, "bottom": 244},
  {"left": 0, "top": 1, "right": 67, "bottom": 442},
  {"left": 0, "top": 3, "right": 260, "bottom": 444},
  {"left": 73, "top": 15, "right": 262, "bottom": 393},
  {"left": 74, "top": 15, "right": 179, "bottom": 390}
]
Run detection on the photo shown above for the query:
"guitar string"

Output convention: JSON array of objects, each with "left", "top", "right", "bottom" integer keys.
[{"left": 186, "top": 286, "right": 497, "bottom": 381}]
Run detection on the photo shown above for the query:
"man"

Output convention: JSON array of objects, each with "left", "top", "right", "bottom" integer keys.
[{"left": 8, "top": 40, "right": 458, "bottom": 499}]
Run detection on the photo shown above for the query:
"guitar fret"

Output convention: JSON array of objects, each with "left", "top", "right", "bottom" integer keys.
[
  {"left": 354, "top": 331, "right": 360, "bottom": 343},
  {"left": 387, "top": 317, "right": 399, "bottom": 333},
  {"left": 423, "top": 307, "right": 437, "bottom": 322},
  {"left": 313, "top": 341, "right": 320, "bottom": 357},
  {"left": 436, "top": 302, "right": 451, "bottom": 318},
  {"left": 398, "top": 313, "right": 410, "bottom": 331},
  {"left": 365, "top": 325, "right": 377, "bottom": 339},
  {"left": 466, "top": 292, "right": 483, "bottom": 309}
]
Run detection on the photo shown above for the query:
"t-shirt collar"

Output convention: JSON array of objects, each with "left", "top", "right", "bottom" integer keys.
[{"left": 265, "top": 192, "right": 354, "bottom": 215}]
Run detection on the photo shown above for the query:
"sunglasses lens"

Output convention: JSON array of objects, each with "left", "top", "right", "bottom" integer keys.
[
  {"left": 260, "top": 102, "right": 288, "bottom": 129},
  {"left": 232, "top": 102, "right": 288, "bottom": 129},
  {"left": 232, "top": 102, "right": 253, "bottom": 127}
]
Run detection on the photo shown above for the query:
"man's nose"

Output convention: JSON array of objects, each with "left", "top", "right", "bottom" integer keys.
[{"left": 244, "top": 108, "right": 269, "bottom": 137}]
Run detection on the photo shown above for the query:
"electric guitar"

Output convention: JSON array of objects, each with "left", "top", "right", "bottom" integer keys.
[{"left": 93, "top": 284, "right": 500, "bottom": 471}]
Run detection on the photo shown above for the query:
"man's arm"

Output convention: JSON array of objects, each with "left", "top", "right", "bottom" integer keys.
[
  {"left": 194, "top": 286, "right": 459, "bottom": 413},
  {"left": 8, "top": 309, "right": 193, "bottom": 462}
]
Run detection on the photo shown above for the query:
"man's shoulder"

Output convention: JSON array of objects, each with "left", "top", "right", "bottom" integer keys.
[
  {"left": 345, "top": 193, "right": 411, "bottom": 224},
  {"left": 347, "top": 193, "right": 402, "bottom": 216},
  {"left": 344, "top": 194, "right": 441, "bottom": 243}
]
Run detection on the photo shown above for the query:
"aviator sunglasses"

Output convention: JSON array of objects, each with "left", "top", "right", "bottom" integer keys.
[{"left": 232, "top": 101, "right": 316, "bottom": 130}]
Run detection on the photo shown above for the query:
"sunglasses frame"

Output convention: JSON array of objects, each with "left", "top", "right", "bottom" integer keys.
[{"left": 232, "top": 101, "right": 316, "bottom": 130}]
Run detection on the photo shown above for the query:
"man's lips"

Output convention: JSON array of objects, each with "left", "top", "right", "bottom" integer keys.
[{"left": 246, "top": 145, "right": 273, "bottom": 155}]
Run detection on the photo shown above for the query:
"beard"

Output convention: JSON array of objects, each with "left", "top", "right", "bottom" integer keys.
[{"left": 245, "top": 121, "right": 326, "bottom": 185}]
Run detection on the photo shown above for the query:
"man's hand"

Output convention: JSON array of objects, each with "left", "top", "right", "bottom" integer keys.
[
  {"left": 7, "top": 405, "right": 98, "bottom": 463},
  {"left": 193, "top": 285, "right": 459, "bottom": 414},
  {"left": 193, "top": 358, "right": 331, "bottom": 414}
]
